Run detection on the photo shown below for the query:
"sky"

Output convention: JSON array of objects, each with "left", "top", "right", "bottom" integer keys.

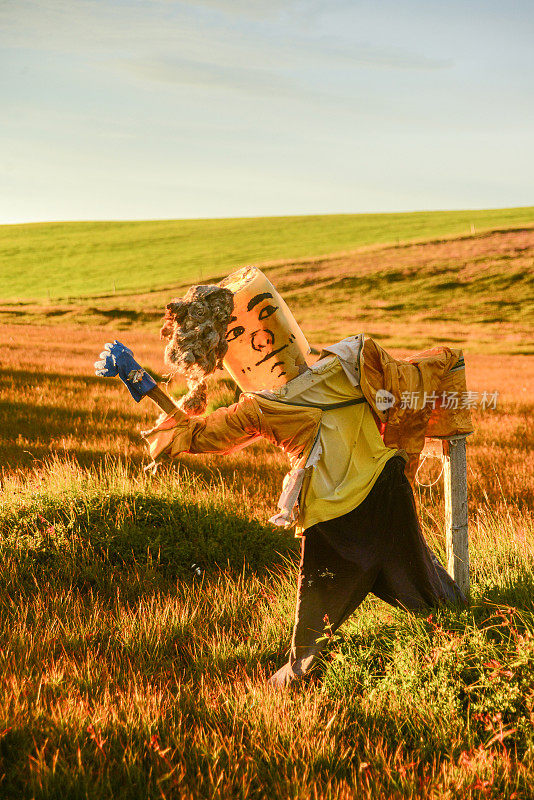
[{"left": 1, "top": 0, "right": 533, "bottom": 223}]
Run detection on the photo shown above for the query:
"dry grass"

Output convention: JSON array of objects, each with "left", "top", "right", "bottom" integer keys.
[
  {"left": 0, "top": 231, "right": 533, "bottom": 798},
  {"left": 1, "top": 321, "right": 532, "bottom": 514}
]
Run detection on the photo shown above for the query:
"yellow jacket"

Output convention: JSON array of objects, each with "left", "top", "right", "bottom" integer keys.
[{"left": 143, "top": 334, "right": 473, "bottom": 524}]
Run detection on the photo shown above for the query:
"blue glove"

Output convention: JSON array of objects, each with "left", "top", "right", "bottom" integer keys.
[{"left": 94, "top": 340, "right": 157, "bottom": 402}]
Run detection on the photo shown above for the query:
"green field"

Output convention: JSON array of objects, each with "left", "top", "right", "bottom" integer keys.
[{"left": 1, "top": 206, "right": 533, "bottom": 300}]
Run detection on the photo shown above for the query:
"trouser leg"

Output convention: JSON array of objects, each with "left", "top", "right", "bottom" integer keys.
[
  {"left": 371, "top": 461, "right": 466, "bottom": 609},
  {"left": 269, "top": 456, "right": 466, "bottom": 688},
  {"left": 268, "top": 527, "right": 378, "bottom": 687}
]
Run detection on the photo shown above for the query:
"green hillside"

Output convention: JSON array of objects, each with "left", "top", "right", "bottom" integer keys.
[{"left": 1, "top": 207, "right": 533, "bottom": 300}]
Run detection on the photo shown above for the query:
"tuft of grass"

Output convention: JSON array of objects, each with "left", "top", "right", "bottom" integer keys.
[{"left": 0, "top": 457, "right": 297, "bottom": 591}]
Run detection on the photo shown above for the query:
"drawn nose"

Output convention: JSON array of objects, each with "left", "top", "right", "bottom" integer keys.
[{"left": 251, "top": 329, "right": 274, "bottom": 352}]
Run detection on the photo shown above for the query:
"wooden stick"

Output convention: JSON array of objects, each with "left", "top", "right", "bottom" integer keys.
[
  {"left": 146, "top": 385, "right": 179, "bottom": 414},
  {"left": 443, "top": 436, "right": 469, "bottom": 596}
]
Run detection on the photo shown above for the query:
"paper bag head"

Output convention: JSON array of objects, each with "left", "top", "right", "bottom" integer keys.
[{"left": 219, "top": 266, "right": 310, "bottom": 392}]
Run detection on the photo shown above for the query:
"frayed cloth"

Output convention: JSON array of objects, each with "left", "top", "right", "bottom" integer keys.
[
  {"left": 269, "top": 434, "right": 322, "bottom": 528},
  {"left": 269, "top": 455, "right": 466, "bottom": 687}
]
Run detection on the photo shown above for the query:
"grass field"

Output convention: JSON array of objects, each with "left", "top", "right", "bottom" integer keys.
[
  {"left": 1, "top": 206, "right": 533, "bottom": 300},
  {"left": 2, "top": 225, "right": 534, "bottom": 357},
  {"left": 0, "top": 213, "right": 533, "bottom": 798}
]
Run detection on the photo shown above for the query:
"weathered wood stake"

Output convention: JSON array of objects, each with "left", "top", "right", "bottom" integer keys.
[
  {"left": 443, "top": 435, "right": 469, "bottom": 596},
  {"left": 146, "top": 385, "right": 179, "bottom": 414},
  {"left": 421, "top": 435, "right": 470, "bottom": 596}
]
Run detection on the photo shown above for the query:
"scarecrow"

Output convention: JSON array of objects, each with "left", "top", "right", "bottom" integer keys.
[{"left": 95, "top": 266, "right": 472, "bottom": 687}]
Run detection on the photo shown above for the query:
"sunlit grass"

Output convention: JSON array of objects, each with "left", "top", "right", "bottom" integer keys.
[
  {"left": 2, "top": 225, "right": 533, "bottom": 356},
  {"left": 0, "top": 456, "right": 532, "bottom": 798},
  {"left": 0, "top": 355, "right": 533, "bottom": 798},
  {"left": 0, "top": 221, "right": 533, "bottom": 796},
  {"left": 1, "top": 206, "right": 533, "bottom": 299}
]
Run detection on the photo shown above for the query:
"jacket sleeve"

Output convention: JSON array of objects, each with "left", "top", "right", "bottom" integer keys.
[{"left": 142, "top": 395, "right": 262, "bottom": 462}]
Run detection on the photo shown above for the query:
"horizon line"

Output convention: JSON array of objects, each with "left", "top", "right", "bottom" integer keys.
[{"left": 2, "top": 204, "right": 533, "bottom": 228}]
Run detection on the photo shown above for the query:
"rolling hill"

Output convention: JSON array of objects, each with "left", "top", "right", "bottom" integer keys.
[{"left": 1, "top": 206, "right": 533, "bottom": 300}]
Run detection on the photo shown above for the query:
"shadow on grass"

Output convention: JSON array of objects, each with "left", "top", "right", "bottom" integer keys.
[
  {"left": 0, "top": 488, "right": 299, "bottom": 600},
  {"left": 475, "top": 567, "right": 534, "bottom": 613},
  {"left": 1, "top": 398, "right": 142, "bottom": 433},
  {"left": 0, "top": 366, "right": 169, "bottom": 397},
  {"left": 0, "top": 367, "right": 165, "bottom": 395},
  {"left": 0, "top": 367, "right": 109, "bottom": 385}
]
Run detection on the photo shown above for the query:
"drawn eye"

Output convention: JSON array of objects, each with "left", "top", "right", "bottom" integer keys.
[
  {"left": 226, "top": 325, "right": 245, "bottom": 342},
  {"left": 258, "top": 304, "right": 278, "bottom": 320}
]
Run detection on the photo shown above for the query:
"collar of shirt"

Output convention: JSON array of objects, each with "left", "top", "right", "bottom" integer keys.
[{"left": 319, "top": 333, "right": 363, "bottom": 387}]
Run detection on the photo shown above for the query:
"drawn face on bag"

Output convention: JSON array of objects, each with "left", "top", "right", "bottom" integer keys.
[{"left": 220, "top": 267, "right": 310, "bottom": 392}]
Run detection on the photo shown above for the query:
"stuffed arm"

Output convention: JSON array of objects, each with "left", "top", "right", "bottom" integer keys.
[
  {"left": 94, "top": 341, "right": 262, "bottom": 463},
  {"left": 142, "top": 395, "right": 262, "bottom": 464}
]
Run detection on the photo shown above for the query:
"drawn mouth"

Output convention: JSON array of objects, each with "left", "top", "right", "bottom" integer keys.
[
  {"left": 254, "top": 344, "right": 288, "bottom": 367},
  {"left": 270, "top": 360, "right": 286, "bottom": 375}
]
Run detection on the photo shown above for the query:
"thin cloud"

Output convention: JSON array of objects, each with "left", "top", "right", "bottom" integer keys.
[
  {"left": 112, "top": 47, "right": 450, "bottom": 105},
  {"left": 315, "top": 39, "right": 452, "bottom": 71},
  {"left": 170, "top": 0, "right": 295, "bottom": 17},
  {"left": 1, "top": 0, "right": 452, "bottom": 74},
  {"left": 114, "top": 56, "right": 305, "bottom": 99}
]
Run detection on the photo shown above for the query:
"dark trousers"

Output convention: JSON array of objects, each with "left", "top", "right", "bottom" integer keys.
[{"left": 269, "top": 455, "right": 465, "bottom": 687}]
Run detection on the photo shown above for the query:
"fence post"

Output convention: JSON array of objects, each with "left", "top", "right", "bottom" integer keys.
[
  {"left": 420, "top": 435, "right": 470, "bottom": 595},
  {"left": 442, "top": 435, "right": 469, "bottom": 596}
]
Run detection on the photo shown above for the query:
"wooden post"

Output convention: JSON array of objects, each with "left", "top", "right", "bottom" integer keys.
[
  {"left": 443, "top": 435, "right": 469, "bottom": 596},
  {"left": 421, "top": 435, "right": 469, "bottom": 596}
]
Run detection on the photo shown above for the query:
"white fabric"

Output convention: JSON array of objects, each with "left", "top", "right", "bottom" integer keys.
[
  {"left": 260, "top": 334, "right": 365, "bottom": 529},
  {"left": 268, "top": 434, "right": 322, "bottom": 527},
  {"left": 319, "top": 334, "right": 363, "bottom": 387}
]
